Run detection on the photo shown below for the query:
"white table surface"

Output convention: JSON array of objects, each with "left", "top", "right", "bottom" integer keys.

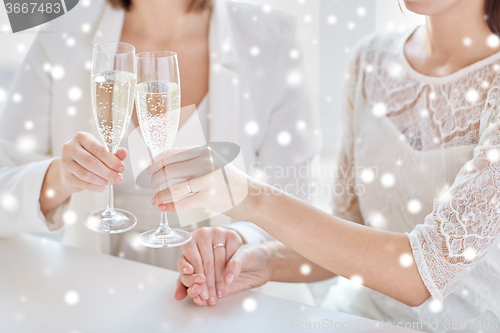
[{"left": 0, "top": 234, "right": 422, "bottom": 333}]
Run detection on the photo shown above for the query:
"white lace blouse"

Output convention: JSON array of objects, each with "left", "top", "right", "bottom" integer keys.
[{"left": 326, "top": 28, "right": 500, "bottom": 331}]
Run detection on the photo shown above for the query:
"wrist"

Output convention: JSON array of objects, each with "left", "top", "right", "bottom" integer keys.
[{"left": 261, "top": 242, "right": 278, "bottom": 283}]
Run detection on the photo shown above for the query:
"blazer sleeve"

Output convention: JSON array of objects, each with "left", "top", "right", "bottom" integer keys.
[
  {"left": 0, "top": 33, "right": 68, "bottom": 238},
  {"left": 228, "top": 16, "right": 321, "bottom": 244}
]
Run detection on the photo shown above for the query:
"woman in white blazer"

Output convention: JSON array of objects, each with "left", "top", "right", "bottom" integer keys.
[{"left": 0, "top": 0, "right": 319, "bottom": 290}]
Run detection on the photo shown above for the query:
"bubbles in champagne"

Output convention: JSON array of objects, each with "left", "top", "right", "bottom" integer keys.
[
  {"left": 135, "top": 81, "right": 180, "bottom": 157},
  {"left": 92, "top": 71, "right": 136, "bottom": 146}
]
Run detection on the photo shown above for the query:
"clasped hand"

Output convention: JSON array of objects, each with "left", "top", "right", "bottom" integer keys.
[{"left": 173, "top": 227, "right": 271, "bottom": 306}]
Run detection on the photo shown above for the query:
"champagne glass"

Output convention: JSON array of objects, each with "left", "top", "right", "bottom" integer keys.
[
  {"left": 84, "top": 42, "right": 137, "bottom": 233},
  {"left": 135, "top": 51, "right": 192, "bottom": 248}
]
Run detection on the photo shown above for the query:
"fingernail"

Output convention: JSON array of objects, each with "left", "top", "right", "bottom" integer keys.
[
  {"left": 194, "top": 276, "right": 204, "bottom": 284},
  {"left": 208, "top": 297, "right": 216, "bottom": 305},
  {"left": 159, "top": 204, "right": 166, "bottom": 210},
  {"left": 225, "top": 274, "right": 235, "bottom": 284},
  {"left": 201, "top": 292, "right": 208, "bottom": 300},
  {"left": 217, "top": 290, "right": 222, "bottom": 298},
  {"left": 116, "top": 175, "right": 123, "bottom": 184},
  {"left": 151, "top": 197, "right": 156, "bottom": 205},
  {"left": 182, "top": 268, "right": 189, "bottom": 274},
  {"left": 119, "top": 165, "right": 125, "bottom": 172}
]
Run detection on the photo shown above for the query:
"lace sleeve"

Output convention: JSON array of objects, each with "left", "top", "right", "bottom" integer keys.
[
  {"left": 332, "top": 48, "right": 365, "bottom": 225},
  {"left": 408, "top": 99, "right": 500, "bottom": 301}
]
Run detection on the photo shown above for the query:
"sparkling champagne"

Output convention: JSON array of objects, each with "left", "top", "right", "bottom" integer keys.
[
  {"left": 135, "top": 81, "right": 180, "bottom": 157},
  {"left": 91, "top": 71, "right": 136, "bottom": 146}
]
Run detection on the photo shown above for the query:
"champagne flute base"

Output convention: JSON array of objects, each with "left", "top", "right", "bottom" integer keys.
[
  {"left": 137, "top": 229, "right": 192, "bottom": 248},
  {"left": 84, "top": 208, "right": 137, "bottom": 234}
]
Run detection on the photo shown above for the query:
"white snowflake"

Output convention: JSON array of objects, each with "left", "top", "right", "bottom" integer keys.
[
  {"left": 43, "top": 63, "right": 52, "bottom": 72},
  {"left": 428, "top": 299, "right": 443, "bottom": 313},
  {"left": 407, "top": 199, "right": 422, "bottom": 214},
  {"left": 300, "top": 264, "right": 311, "bottom": 275},
  {"left": 64, "top": 290, "right": 79, "bottom": 306},
  {"left": 287, "top": 70, "right": 302, "bottom": 87},
  {"left": 464, "top": 247, "right": 477, "bottom": 261},
  {"left": 81, "top": 0, "right": 91, "bottom": 7},
  {"left": 289, "top": 49, "right": 300, "bottom": 59},
  {"left": 360, "top": 169, "right": 375, "bottom": 183},
  {"left": 16, "top": 44, "right": 26, "bottom": 53},
  {"left": 242, "top": 297, "right": 257, "bottom": 312},
  {"left": 63, "top": 210, "right": 77, "bottom": 225},
  {"left": 357, "top": 7, "right": 366, "bottom": 17},
  {"left": 262, "top": 4, "right": 272, "bottom": 13},
  {"left": 399, "top": 253, "right": 414, "bottom": 267},
  {"left": 372, "top": 102, "right": 387, "bottom": 117},
  {"left": 1, "top": 192, "right": 19, "bottom": 212},
  {"left": 487, "top": 34, "right": 500, "bottom": 48},
  {"left": 347, "top": 22, "right": 355, "bottom": 30},
  {"left": 84, "top": 61, "right": 92, "bottom": 70},
  {"left": 350, "top": 274, "right": 364, "bottom": 287},
  {"left": 244, "top": 121, "right": 259, "bottom": 136},
  {"left": 68, "top": 87, "right": 82, "bottom": 101},
  {"left": 463, "top": 37, "right": 472, "bottom": 47},
  {"left": 388, "top": 62, "right": 403, "bottom": 78},
  {"left": 466, "top": 89, "right": 479, "bottom": 103},
  {"left": 487, "top": 149, "right": 500, "bottom": 162},
  {"left": 303, "top": 15, "right": 312, "bottom": 23},
  {"left": 368, "top": 212, "right": 387, "bottom": 229},
  {"left": 24, "top": 120, "right": 34, "bottom": 130},
  {"left": 17, "top": 135, "right": 36, "bottom": 152},
  {"left": 277, "top": 131, "right": 292, "bottom": 146},
  {"left": 66, "top": 37, "right": 76, "bottom": 47},
  {"left": 250, "top": 46, "right": 260, "bottom": 56},
  {"left": 380, "top": 173, "right": 395, "bottom": 187},
  {"left": 50, "top": 65, "right": 65, "bottom": 80},
  {"left": 12, "top": 93, "right": 22, "bottom": 103},
  {"left": 327, "top": 15, "right": 337, "bottom": 25},
  {"left": 67, "top": 106, "right": 77, "bottom": 116},
  {"left": 81, "top": 23, "right": 91, "bottom": 33},
  {"left": 46, "top": 189, "right": 56, "bottom": 198},
  {"left": 296, "top": 120, "right": 307, "bottom": 130}
]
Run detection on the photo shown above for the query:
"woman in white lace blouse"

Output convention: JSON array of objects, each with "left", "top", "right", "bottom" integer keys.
[{"left": 148, "top": 0, "right": 500, "bottom": 331}]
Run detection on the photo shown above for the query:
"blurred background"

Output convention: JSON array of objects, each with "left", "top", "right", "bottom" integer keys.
[{"left": 0, "top": 0, "right": 424, "bottom": 305}]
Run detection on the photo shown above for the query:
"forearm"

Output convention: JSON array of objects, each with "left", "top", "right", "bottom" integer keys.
[
  {"left": 264, "top": 240, "right": 336, "bottom": 283},
  {"left": 241, "top": 181, "right": 430, "bottom": 307},
  {"left": 40, "top": 159, "right": 75, "bottom": 215}
]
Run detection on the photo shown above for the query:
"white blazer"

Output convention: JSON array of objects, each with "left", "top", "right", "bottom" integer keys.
[{"left": 0, "top": 0, "right": 320, "bottom": 253}]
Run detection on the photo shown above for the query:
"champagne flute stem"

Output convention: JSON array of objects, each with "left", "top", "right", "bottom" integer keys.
[
  {"left": 102, "top": 144, "right": 118, "bottom": 218},
  {"left": 156, "top": 184, "right": 173, "bottom": 235}
]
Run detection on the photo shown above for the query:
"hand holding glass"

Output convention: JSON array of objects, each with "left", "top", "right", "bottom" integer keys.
[
  {"left": 135, "top": 51, "right": 192, "bottom": 248},
  {"left": 84, "top": 42, "right": 137, "bottom": 233}
]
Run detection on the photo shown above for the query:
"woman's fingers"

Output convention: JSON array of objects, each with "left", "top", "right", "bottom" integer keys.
[
  {"left": 72, "top": 148, "right": 123, "bottom": 185},
  {"left": 176, "top": 256, "right": 194, "bottom": 275},
  {"left": 212, "top": 230, "right": 227, "bottom": 299},
  {"left": 174, "top": 277, "right": 188, "bottom": 301},
  {"left": 181, "top": 241, "right": 209, "bottom": 305},
  {"left": 67, "top": 160, "right": 108, "bottom": 186},
  {"left": 197, "top": 235, "right": 218, "bottom": 305},
  {"left": 224, "top": 248, "right": 249, "bottom": 285},
  {"left": 150, "top": 158, "right": 212, "bottom": 189},
  {"left": 77, "top": 132, "right": 125, "bottom": 173},
  {"left": 115, "top": 147, "right": 128, "bottom": 161},
  {"left": 147, "top": 146, "right": 201, "bottom": 175},
  {"left": 179, "top": 274, "right": 206, "bottom": 288},
  {"left": 63, "top": 172, "right": 106, "bottom": 193}
]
